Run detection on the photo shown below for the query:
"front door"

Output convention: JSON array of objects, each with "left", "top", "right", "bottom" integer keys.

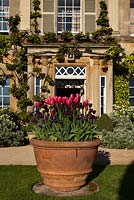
[{"left": 55, "top": 79, "right": 84, "bottom": 98}]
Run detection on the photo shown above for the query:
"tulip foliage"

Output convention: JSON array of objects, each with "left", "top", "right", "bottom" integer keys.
[{"left": 32, "top": 94, "right": 99, "bottom": 141}]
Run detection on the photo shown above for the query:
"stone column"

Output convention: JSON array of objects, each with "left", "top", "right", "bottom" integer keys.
[
  {"left": 88, "top": 56, "right": 100, "bottom": 116},
  {"left": 86, "top": 62, "right": 90, "bottom": 101},
  {"left": 27, "top": 56, "right": 34, "bottom": 112},
  {"left": 93, "top": 57, "right": 100, "bottom": 116}
]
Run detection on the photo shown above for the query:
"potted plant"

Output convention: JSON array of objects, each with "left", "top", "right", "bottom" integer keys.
[{"left": 31, "top": 94, "right": 101, "bottom": 192}]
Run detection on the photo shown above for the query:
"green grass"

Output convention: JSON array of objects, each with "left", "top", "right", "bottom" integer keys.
[{"left": 0, "top": 165, "right": 134, "bottom": 200}]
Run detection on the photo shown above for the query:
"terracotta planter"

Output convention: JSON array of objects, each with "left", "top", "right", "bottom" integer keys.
[{"left": 31, "top": 138, "right": 101, "bottom": 192}]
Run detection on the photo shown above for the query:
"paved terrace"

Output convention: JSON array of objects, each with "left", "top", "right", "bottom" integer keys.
[{"left": 0, "top": 144, "right": 134, "bottom": 165}]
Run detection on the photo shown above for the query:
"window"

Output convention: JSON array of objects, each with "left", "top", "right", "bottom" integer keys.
[
  {"left": 0, "top": 77, "right": 10, "bottom": 108},
  {"left": 129, "top": 77, "right": 134, "bottom": 106},
  {"left": 0, "top": 0, "right": 9, "bottom": 32},
  {"left": 100, "top": 76, "right": 106, "bottom": 115},
  {"left": 34, "top": 76, "right": 41, "bottom": 95},
  {"left": 57, "top": 0, "right": 81, "bottom": 33}
]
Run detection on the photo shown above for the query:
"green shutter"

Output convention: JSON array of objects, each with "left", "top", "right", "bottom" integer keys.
[
  {"left": 43, "top": 0, "right": 54, "bottom": 12},
  {"left": 43, "top": 15, "right": 54, "bottom": 32},
  {"left": 85, "top": 0, "right": 95, "bottom": 12}
]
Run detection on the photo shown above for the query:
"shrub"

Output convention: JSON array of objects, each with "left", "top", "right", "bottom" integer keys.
[
  {"left": 0, "top": 112, "right": 29, "bottom": 147},
  {"left": 44, "top": 32, "right": 57, "bottom": 43},
  {"left": 113, "top": 104, "right": 134, "bottom": 123},
  {"left": 96, "top": 113, "right": 113, "bottom": 131},
  {"left": 60, "top": 31, "right": 73, "bottom": 42},
  {"left": 74, "top": 32, "right": 85, "bottom": 42},
  {"left": 102, "top": 113, "right": 134, "bottom": 149},
  {"left": 27, "top": 34, "right": 41, "bottom": 44}
]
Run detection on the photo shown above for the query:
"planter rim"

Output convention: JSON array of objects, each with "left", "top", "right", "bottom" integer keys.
[{"left": 30, "top": 138, "right": 101, "bottom": 148}]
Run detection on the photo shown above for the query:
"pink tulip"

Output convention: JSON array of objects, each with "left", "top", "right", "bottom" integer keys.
[
  {"left": 73, "top": 97, "right": 79, "bottom": 104},
  {"left": 69, "top": 94, "right": 74, "bottom": 100},
  {"left": 50, "top": 99, "right": 54, "bottom": 105},
  {"left": 85, "top": 106, "right": 88, "bottom": 111},
  {"left": 76, "top": 93, "right": 80, "bottom": 99},
  {"left": 57, "top": 96, "right": 62, "bottom": 103},
  {"left": 66, "top": 99, "right": 71, "bottom": 105},
  {"left": 35, "top": 101, "right": 40, "bottom": 107},
  {"left": 62, "top": 96, "right": 67, "bottom": 102},
  {"left": 53, "top": 96, "right": 58, "bottom": 103},
  {"left": 44, "top": 98, "right": 49, "bottom": 104},
  {"left": 82, "top": 100, "right": 89, "bottom": 106}
]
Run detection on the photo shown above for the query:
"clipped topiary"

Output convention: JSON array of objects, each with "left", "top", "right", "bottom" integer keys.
[{"left": 96, "top": 113, "right": 113, "bottom": 132}]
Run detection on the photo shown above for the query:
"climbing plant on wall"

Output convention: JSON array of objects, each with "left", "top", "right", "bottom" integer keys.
[
  {"left": 103, "top": 45, "right": 134, "bottom": 107},
  {"left": 0, "top": 0, "right": 54, "bottom": 124},
  {"left": 27, "top": 0, "right": 42, "bottom": 44}
]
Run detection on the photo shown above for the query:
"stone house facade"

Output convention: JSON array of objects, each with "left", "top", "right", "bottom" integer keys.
[{"left": 0, "top": 0, "right": 134, "bottom": 115}]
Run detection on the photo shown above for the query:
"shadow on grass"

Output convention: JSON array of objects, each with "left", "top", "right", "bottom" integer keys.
[
  {"left": 87, "top": 150, "right": 111, "bottom": 182},
  {"left": 118, "top": 161, "right": 134, "bottom": 200}
]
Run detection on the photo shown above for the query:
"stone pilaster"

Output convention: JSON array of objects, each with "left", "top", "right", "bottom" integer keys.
[
  {"left": 106, "top": 60, "right": 113, "bottom": 114},
  {"left": 89, "top": 56, "right": 100, "bottom": 116},
  {"left": 27, "top": 56, "right": 34, "bottom": 112},
  {"left": 119, "top": 0, "right": 130, "bottom": 36},
  {"left": 108, "top": 0, "right": 120, "bottom": 35}
]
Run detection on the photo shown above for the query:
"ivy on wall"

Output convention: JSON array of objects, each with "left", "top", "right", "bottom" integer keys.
[
  {"left": 104, "top": 46, "right": 134, "bottom": 107},
  {"left": 114, "top": 75, "right": 129, "bottom": 107}
]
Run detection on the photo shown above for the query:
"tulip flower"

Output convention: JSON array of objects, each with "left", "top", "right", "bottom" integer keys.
[{"left": 35, "top": 101, "right": 40, "bottom": 107}]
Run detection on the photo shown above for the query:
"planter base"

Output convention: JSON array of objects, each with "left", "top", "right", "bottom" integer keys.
[{"left": 33, "top": 182, "right": 99, "bottom": 197}]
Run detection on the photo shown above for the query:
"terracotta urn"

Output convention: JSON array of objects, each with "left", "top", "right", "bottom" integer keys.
[{"left": 31, "top": 138, "right": 101, "bottom": 192}]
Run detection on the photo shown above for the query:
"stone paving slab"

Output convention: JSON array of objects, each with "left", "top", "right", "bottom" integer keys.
[
  {"left": 0, "top": 145, "right": 36, "bottom": 165},
  {"left": 0, "top": 145, "right": 134, "bottom": 165}
]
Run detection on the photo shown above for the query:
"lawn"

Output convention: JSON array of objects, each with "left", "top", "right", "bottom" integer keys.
[{"left": 0, "top": 165, "right": 134, "bottom": 200}]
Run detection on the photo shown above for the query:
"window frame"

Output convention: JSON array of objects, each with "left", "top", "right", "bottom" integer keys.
[
  {"left": 100, "top": 76, "right": 106, "bottom": 115},
  {"left": 0, "top": 0, "right": 9, "bottom": 32},
  {"left": 0, "top": 77, "right": 10, "bottom": 109},
  {"left": 34, "top": 76, "right": 41, "bottom": 96},
  {"left": 57, "top": 0, "right": 81, "bottom": 33},
  {"left": 129, "top": 77, "right": 134, "bottom": 106}
]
